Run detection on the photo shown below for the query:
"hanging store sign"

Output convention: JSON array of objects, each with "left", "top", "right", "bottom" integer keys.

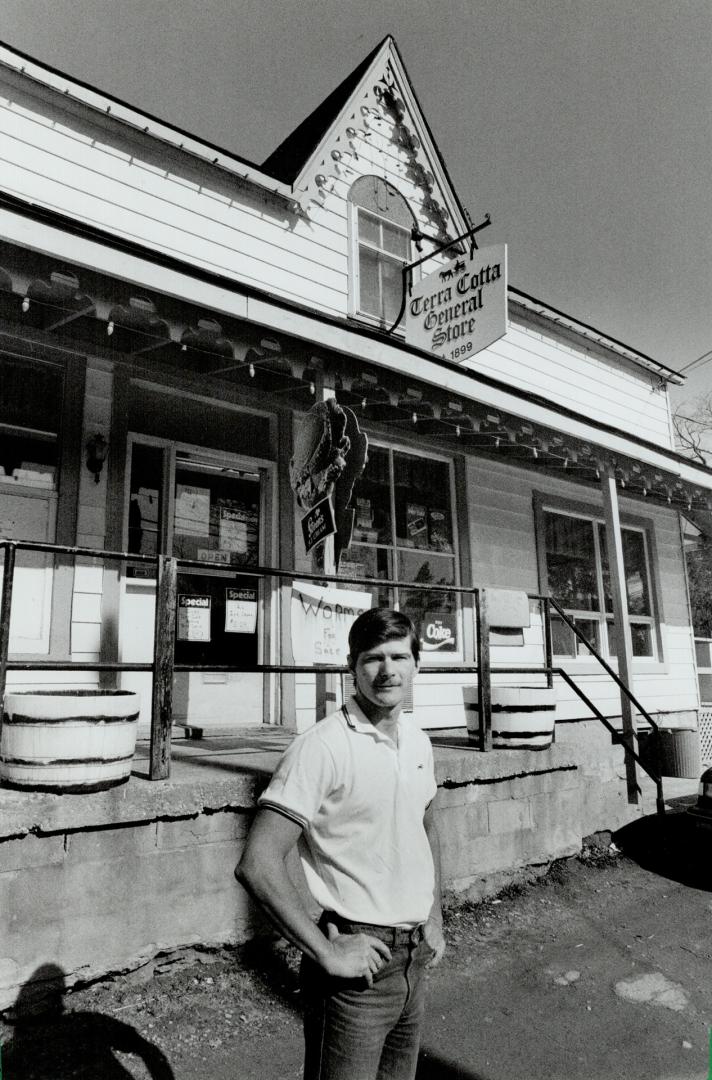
[
  {"left": 405, "top": 243, "right": 507, "bottom": 364},
  {"left": 291, "top": 582, "right": 371, "bottom": 665}
]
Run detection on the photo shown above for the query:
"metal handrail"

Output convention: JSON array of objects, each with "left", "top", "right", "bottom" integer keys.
[
  {"left": 547, "top": 597, "right": 660, "bottom": 734},
  {"left": 556, "top": 669, "right": 665, "bottom": 815}
]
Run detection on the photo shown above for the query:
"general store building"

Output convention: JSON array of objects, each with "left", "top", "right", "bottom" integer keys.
[{"left": 0, "top": 37, "right": 711, "bottom": 1004}]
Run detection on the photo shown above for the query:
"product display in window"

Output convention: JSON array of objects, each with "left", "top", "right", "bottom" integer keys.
[{"left": 544, "top": 509, "right": 655, "bottom": 659}]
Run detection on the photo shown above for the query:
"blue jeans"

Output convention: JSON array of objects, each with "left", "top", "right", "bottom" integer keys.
[{"left": 300, "top": 924, "right": 431, "bottom": 1080}]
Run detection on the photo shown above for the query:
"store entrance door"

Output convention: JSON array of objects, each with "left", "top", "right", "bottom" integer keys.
[{"left": 119, "top": 437, "right": 276, "bottom": 734}]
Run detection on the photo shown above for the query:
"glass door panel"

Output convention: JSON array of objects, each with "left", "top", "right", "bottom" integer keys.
[{"left": 120, "top": 439, "right": 271, "bottom": 732}]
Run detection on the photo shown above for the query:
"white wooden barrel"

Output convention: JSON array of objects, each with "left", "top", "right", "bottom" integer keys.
[
  {"left": 464, "top": 686, "right": 557, "bottom": 749},
  {"left": 1, "top": 690, "right": 140, "bottom": 793}
]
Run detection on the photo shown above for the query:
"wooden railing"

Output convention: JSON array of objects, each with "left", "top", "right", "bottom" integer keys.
[{"left": 0, "top": 539, "right": 664, "bottom": 811}]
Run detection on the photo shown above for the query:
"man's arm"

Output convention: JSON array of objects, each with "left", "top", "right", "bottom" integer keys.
[
  {"left": 423, "top": 801, "right": 446, "bottom": 967},
  {"left": 236, "top": 807, "right": 391, "bottom": 984}
]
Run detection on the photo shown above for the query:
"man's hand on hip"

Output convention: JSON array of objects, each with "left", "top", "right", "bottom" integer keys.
[
  {"left": 323, "top": 922, "right": 392, "bottom": 986},
  {"left": 423, "top": 918, "right": 446, "bottom": 967}
]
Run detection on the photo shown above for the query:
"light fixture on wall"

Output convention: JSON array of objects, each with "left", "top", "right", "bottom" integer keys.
[{"left": 85, "top": 433, "right": 109, "bottom": 484}]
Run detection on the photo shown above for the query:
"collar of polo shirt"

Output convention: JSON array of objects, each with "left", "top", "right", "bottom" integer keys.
[{"left": 342, "top": 696, "right": 404, "bottom": 740}]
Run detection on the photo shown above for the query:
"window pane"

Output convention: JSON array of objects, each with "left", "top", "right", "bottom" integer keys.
[
  {"left": 358, "top": 247, "right": 381, "bottom": 318},
  {"left": 696, "top": 640, "right": 711, "bottom": 668},
  {"left": 631, "top": 623, "right": 653, "bottom": 657},
  {"left": 598, "top": 525, "right": 613, "bottom": 614},
  {"left": 172, "top": 462, "right": 260, "bottom": 567},
  {"left": 398, "top": 550, "right": 457, "bottom": 654},
  {"left": 0, "top": 356, "right": 63, "bottom": 432},
  {"left": 607, "top": 620, "right": 653, "bottom": 658},
  {"left": 128, "top": 444, "right": 163, "bottom": 558},
  {"left": 544, "top": 513, "right": 598, "bottom": 611},
  {"left": 0, "top": 357, "right": 62, "bottom": 488},
  {"left": 574, "top": 618, "right": 600, "bottom": 656},
  {"left": 381, "top": 256, "right": 404, "bottom": 326},
  {"left": 395, "top": 453, "right": 453, "bottom": 552},
  {"left": 551, "top": 615, "right": 575, "bottom": 657},
  {"left": 350, "top": 446, "right": 392, "bottom": 545},
  {"left": 358, "top": 209, "right": 381, "bottom": 246},
  {"left": 338, "top": 544, "right": 394, "bottom": 609},
  {"left": 599, "top": 525, "right": 651, "bottom": 617},
  {"left": 381, "top": 219, "right": 410, "bottom": 258},
  {"left": 622, "top": 530, "right": 651, "bottom": 616}
]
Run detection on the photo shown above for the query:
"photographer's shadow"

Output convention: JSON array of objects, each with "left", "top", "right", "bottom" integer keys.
[{"left": 3, "top": 963, "right": 174, "bottom": 1080}]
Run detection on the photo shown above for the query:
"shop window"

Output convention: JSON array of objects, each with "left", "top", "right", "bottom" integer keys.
[
  {"left": 0, "top": 355, "right": 65, "bottom": 655},
  {"left": 0, "top": 356, "right": 62, "bottom": 488},
  {"left": 349, "top": 176, "right": 413, "bottom": 328},
  {"left": 541, "top": 508, "right": 657, "bottom": 660},
  {"left": 339, "top": 445, "right": 460, "bottom": 659}
]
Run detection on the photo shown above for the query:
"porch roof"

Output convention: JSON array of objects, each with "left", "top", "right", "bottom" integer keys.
[{"left": 1, "top": 197, "right": 710, "bottom": 518}]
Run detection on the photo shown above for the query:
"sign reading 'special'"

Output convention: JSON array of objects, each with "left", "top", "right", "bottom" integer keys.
[{"left": 406, "top": 243, "right": 507, "bottom": 364}]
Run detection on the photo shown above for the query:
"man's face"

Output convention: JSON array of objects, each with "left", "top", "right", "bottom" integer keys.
[{"left": 349, "top": 634, "right": 418, "bottom": 715}]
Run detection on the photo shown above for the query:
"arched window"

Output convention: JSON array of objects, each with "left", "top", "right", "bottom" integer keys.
[{"left": 348, "top": 176, "right": 414, "bottom": 328}]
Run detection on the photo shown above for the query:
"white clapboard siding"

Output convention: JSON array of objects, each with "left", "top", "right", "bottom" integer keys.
[
  {"left": 0, "top": 98, "right": 350, "bottom": 263},
  {"left": 0, "top": 155, "right": 350, "bottom": 317},
  {"left": 468, "top": 323, "right": 672, "bottom": 448},
  {"left": 70, "top": 362, "right": 112, "bottom": 665},
  {"left": 5, "top": 670, "right": 99, "bottom": 691}
]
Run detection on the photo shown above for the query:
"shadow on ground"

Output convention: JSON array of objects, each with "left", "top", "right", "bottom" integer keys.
[
  {"left": 3, "top": 963, "right": 174, "bottom": 1079},
  {"left": 416, "top": 1050, "right": 486, "bottom": 1078},
  {"left": 614, "top": 806, "right": 712, "bottom": 891}
]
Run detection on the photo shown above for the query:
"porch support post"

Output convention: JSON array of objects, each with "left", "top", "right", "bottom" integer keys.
[
  {"left": 314, "top": 377, "right": 341, "bottom": 720},
  {"left": 150, "top": 555, "right": 177, "bottom": 780},
  {"left": 601, "top": 469, "right": 639, "bottom": 803}
]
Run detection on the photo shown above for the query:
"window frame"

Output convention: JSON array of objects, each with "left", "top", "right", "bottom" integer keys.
[
  {"left": 341, "top": 438, "right": 464, "bottom": 666},
  {"left": 347, "top": 179, "right": 414, "bottom": 332},
  {"left": 0, "top": 349, "right": 84, "bottom": 660},
  {"left": 533, "top": 491, "right": 664, "bottom": 667}
]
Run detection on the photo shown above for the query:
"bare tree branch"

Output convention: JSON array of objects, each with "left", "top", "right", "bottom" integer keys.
[{"left": 673, "top": 395, "right": 712, "bottom": 465}]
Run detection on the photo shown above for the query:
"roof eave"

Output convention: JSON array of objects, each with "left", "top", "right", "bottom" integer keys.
[
  {"left": 509, "top": 287, "right": 684, "bottom": 386},
  {"left": 0, "top": 41, "right": 296, "bottom": 205}
]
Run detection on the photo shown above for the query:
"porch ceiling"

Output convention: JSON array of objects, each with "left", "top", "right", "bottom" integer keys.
[{"left": 1, "top": 245, "right": 710, "bottom": 517}]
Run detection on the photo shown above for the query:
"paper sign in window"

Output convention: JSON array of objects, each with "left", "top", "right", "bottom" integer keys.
[
  {"left": 219, "top": 506, "right": 250, "bottom": 554},
  {"left": 225, "top": 587, "right": 258, "bottom": 634},
  {"left": 175, "top": 485, "right": 210, "bottom": 538},
  {"left": 177, "top": 594, "right": 211, "bottom": 642}
]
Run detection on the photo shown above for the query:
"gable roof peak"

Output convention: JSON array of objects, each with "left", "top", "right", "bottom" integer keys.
[{"left": 261, "top": 36, "right": 392, "bottom": 185}]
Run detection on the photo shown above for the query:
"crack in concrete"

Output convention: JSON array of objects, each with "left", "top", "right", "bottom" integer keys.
[{"left": 441, "top": 765, "right": 577, "bottom": 789}]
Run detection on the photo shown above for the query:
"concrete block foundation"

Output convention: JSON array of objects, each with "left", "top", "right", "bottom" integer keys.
[{"left": 0, "top": 726, "right": 652, "bottom": 1011}]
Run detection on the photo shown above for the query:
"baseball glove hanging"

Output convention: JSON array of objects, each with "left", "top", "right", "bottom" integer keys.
[{"left": 289, "top": 398, "right": 351, "bottom": 511}]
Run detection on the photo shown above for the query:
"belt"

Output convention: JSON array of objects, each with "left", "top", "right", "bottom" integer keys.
[{"left": 322, "top": 912, "right": 424, "bottom": 948}]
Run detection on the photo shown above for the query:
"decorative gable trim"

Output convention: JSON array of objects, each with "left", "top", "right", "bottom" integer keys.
[{"left": 292, "top": 38, "right": 469, "bottom": 244}]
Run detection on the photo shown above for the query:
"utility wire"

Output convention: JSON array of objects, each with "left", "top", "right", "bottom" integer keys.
[{"left": 677, "top": 349, "right": 712, "bottom": 374}]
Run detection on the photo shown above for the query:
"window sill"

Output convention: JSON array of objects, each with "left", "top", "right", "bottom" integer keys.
[{"left": 347, "top": 312, "right": 406, "bottom": 338}]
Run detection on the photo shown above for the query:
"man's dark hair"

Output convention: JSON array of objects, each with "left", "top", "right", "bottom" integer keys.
[{"left": 347, "top": 608, "right": 420, "bottom": 665}]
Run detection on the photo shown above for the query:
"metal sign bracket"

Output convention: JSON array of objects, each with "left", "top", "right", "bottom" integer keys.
[{"left": 387, "top": 213, "right": 492, "bottom": 335}]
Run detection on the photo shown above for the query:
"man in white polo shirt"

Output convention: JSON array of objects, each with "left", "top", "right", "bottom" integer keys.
[{"left": 237, "top": 608, "right": 444, "bottom": 1080}]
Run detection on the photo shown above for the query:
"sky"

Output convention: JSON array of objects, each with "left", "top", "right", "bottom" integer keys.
[{"left": 3, "top": 0, "right": 712, "bottom": 409}]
